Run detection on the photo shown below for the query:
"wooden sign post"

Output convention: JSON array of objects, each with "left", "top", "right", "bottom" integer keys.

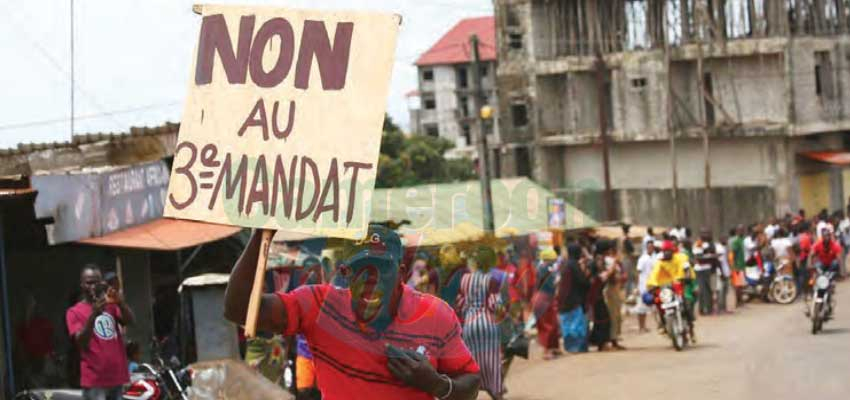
[
  {"left": 165, "top": 4, "right": 399, "bottom": 337},
  {"left": 244, "top": 229, "right": 274, "bottom": 338}
]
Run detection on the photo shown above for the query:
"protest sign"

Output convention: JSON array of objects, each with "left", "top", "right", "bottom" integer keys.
[{"left": 165, "top": 4, "right": 400, "bottom": 240}]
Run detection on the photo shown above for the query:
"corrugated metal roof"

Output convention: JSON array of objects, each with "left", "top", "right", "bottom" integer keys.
[
  {"left": 0, "top": 122, "right": 179, "bottom": 156},
  {"left": 415, "top": 16, "right": 496, "bottom": 66}
]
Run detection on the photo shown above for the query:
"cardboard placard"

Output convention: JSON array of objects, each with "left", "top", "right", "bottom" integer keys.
[{"left": 165, "top": 4, "right": 399, "bottom": 240}]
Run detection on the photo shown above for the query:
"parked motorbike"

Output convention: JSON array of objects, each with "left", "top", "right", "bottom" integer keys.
[
  {"left": 16, "top": 339, "right": 191, "bottom": 400},
  {"left": 810, "top": 269, "right": 836, "bottom": 335},
  {"left": 768, "top": 258, "right": 798, "bottom": 304},
  {"left": 655, "top": 282, "right": 690, "bottom": 351},
  {"left": 742, "top": 259, "right": 797, "bottom": 304}
]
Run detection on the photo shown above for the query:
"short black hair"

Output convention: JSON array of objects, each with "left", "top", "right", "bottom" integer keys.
[{"left": 80, "top": 264, "right": 102, "bottom": 279}]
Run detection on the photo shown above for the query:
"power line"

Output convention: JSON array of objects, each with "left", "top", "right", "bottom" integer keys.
[
  {"left": 0, "top": 102, "right": 182, "bottom": 132},
  {"left": 0, "top": 1, "right": 126, "bottom": 131}
]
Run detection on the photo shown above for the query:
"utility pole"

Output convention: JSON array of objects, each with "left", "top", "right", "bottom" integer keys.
[
  {"left": 595, "top": 53, "right": 615, "bottom": 221},
  {"left": 70, "top": 0, "right": 75, "bottom": 140},
  {"left": 470, "top": 35, "right": 495, "bottom": 234},
  {"left": 696, "top": 2, "right": 712, "bottom": 229}
]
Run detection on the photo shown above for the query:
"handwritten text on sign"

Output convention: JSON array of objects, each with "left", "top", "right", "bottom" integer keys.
[{"left": 164, "top": 5, "right": 399, "bottom": 239}]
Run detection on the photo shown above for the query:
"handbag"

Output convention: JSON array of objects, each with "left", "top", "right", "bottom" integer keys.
[{"left": 505, "top": 333, "right": 530, "bottom": 359}]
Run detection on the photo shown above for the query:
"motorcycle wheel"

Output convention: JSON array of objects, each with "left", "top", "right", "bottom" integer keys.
[
  {"left": 667, "top": 317, "right": 684, "bottom": 351},
  {"left": 812, "top": 303, "right": 822, "bottom": 335},
  {"left": 772, "top": 280, "right": 798, "bottom": 305}
]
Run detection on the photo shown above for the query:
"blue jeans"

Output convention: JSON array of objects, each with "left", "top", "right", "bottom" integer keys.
[{"left": 814, "top": 259, "right": 840, "bottom": 275}]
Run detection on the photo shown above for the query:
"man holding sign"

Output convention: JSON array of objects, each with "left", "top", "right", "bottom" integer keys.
[
  {"left": 169, "top": 4, "right": 480, "bottom": 399},
  {"left": 225, "top": 225, "right": 482, "bottom": 399}
]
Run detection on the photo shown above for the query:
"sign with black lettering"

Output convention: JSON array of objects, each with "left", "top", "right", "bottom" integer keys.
[{"left": 165, "top": 5, "right": 399, "bottom": 239}]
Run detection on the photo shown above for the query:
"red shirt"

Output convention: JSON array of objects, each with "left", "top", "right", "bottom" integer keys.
[
  {"left": 798, "top": 233, "right": 812, "bottom": 261},
  {"left": 811, "top": 239, "right": 842, "bottom": 266},
  {"left": 277, "top": 284, "right": 479, "bottom": 400},
  {"left": 66, "top": 302, "right": 129, "bottom": 388}
]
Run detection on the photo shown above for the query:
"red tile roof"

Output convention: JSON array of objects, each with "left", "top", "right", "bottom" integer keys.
[{"left": 415, "top": 16, "right": 496, "bottom": 66}]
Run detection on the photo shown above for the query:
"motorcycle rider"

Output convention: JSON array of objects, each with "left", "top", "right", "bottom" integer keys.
[
  {"left": 806, "top": 229, "right": 841, "bottom": 317},
  {"left": 645, "top": 240, "right": 697, "bottom": 341}
]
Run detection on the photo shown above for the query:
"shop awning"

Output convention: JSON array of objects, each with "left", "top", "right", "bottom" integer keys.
[
  {"left": 77, "top": 218, "right": 242, "bottom": 251},
  {"left": 800, "top": 151, "right": 850, "bottom": 165}
]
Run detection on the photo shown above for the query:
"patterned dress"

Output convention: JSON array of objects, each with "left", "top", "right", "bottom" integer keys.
[{"left": 459, "top": 270, "right": 502, "bottom": 396}]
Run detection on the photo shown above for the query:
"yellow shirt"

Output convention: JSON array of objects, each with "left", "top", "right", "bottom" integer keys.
[
  {"left": 674, "top": 252, "right": 695, "bottom": 280},
  {"left": 647, "top": 255, "right": 686, "bottom": 287}
]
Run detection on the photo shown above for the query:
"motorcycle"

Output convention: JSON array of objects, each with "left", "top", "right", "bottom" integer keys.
[
  {"left": 810, "top": 269, "right": 836, "bottom": 335},
  {"left": 655, "top": 282, "right": 690, "bottom": 351},
  {"left": 768, "top": 258, "right": 798, "bottom": 304},
  {"left": 742, "top": 258, "right": 797, "bottom": 304},
  {"left": 17, "top": 339, "right": 191, "bottom": 400}
]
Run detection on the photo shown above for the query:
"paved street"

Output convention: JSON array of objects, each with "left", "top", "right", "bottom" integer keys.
[{"left": 485, "top": 282, "right": 850, "bottom": 400}]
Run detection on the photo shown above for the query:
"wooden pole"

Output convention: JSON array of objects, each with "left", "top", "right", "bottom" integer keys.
[
  {"left": 244, "top": 229, "right": 274, "bottom": 338},
  {"left": 116, "top": 255, "right": 124, "bottom": 291}
]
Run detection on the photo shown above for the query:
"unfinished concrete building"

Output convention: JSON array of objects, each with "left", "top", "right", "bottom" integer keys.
[
  {"left": 409, "top": 17, "right": 499, "bottom": 159},
  {"left": 494, "top": 0, "right": 850, "bottom": 231}
]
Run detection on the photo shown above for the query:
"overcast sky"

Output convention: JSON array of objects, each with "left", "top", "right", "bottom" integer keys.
[{"left": 0, "top": 0, "right": 493, "bottom": 149}]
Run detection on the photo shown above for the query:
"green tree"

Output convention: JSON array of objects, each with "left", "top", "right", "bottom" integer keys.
[{"left": 376, "top": 115, "right": 475, "bottom": 188}]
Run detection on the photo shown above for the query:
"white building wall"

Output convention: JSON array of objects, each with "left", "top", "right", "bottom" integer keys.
[{"left": 433, "top": 65, "right": 460, "bottom": 143}]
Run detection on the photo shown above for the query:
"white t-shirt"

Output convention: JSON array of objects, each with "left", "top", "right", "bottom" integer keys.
[
  {"left": 636, "top": 251, "right": 657, "bottom": 294},
  {"left": 770, "top": 237, "right": 793, "bottom": 259},
  {"left": 817, "top": 221, "right": 835, "bottom": 238},
  {"left": 839, "top": 218, "right": 850, "bottom": 246},
  {"left": 642, "top": 235, "right": 655, "bottom": 253},
  {"left": 743, "top": 236, "right": 757, "bottom": 260},
  {"left": 764, "top": 224, "right": 779, "bottom": 240},
  {"left": 715, "top": 243, "right": 731, "bottom": 277},
  {"left": 691, "top": 241, "right": 716, "bottom": 272}
]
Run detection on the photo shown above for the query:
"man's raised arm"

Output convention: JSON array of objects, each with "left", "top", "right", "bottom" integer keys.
[{"left": 224, "top": 230, "right": 287, "bottom": 333}]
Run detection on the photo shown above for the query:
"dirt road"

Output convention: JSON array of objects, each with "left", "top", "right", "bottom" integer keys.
[{"left": 481, "top": 282, "right": 850, "bottom": 400}]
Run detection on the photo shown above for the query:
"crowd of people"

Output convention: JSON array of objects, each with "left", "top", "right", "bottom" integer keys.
[
  {"left": 391, "top": 206, "right": 850, "bottom": 399},
  {"left": 56, "top": 205, "right": 849, "bottom": 400}
]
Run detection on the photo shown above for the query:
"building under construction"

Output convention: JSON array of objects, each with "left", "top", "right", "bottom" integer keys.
[{"left": 494, "top": 0, "right": 850, "bottom": 230}]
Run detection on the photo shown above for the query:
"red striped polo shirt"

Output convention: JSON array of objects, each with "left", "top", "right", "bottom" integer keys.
[{"left": 277, "top": 284, "right": 479, "bottom": 399}]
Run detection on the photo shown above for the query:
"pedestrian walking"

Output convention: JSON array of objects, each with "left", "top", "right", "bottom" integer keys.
[
  {"left": 730, "top": 225, "right": 748, "bottom": 306},
  {"left": 458, "top": 245, "right": 504, "bottom": 400},
  {"left": 558, "top": 244, "right": 591, "bottom": 353},
  {"left": 715, "top": 237, "right": 731, "bottom": 313},
  {"left": 633, "top": 241, "right": 657, "bottom": 332},
  {"left": 532, "top": 249, "right": 561, "bottom": 360},
  {"left": 587, "top": 242, "right": 624, "bottom": 351},
  {"left": 693, "top": 229, "right": 719, "bottom": 316},
  {"left": 603, "top": 244, "right": 626, "bottom": 349}
]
